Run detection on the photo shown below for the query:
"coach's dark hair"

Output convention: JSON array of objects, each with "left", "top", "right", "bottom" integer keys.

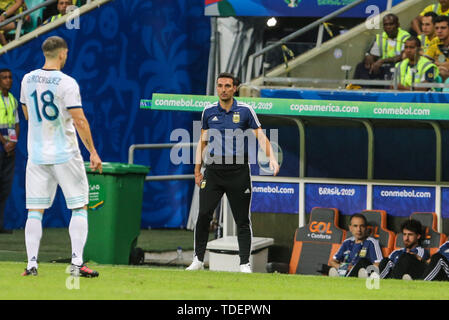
[
  {"left": 401, "top": 219, "right": 424, "bottom": 244},
  {"left": 435, "top": 15, "right": 449, "bottom": 27},
  {"left": 217, "top": 72, "right": 236, "bottom": 85},
  {"left": 349, "top": 213, "right": 367, "bottom": 226},
  {"left": 42, "top": 36, "right": 68, "bottom": 58}
]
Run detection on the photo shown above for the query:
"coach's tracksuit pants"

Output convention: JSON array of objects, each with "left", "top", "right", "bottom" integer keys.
[
  {"left": 423, "top": 253, "right": 449, "bottom": 281},
  {"left": 194, "top": 164, "right": 252, "bottom": 265}
]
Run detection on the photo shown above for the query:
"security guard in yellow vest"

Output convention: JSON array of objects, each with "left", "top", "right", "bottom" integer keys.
[
  {"left": 365, "top": 14, "right": 410, "bottom": 79},
  {"left": 395, "top": 37, "right": 439, "bottom": 91},
  {"left": 0, "top": 68, "right": 19, "bottom": 233}
]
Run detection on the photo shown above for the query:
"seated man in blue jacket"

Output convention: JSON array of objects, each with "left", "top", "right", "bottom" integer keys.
[
  {"left": 328, "top": 213, "right": 383, "bottom": 277},
  {"left": 378, "top": 219, "right": 430, "bottom": 280}
]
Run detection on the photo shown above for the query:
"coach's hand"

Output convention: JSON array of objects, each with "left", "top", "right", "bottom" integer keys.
[
  {"left": 194, "top": 171, "right": 203, "bottom": 187},
  {"left": 269, "top": 158, "right": 280, "bottom": 176},
  {"left": 90, "top": 151, "right": 103, "bottom": 174}
]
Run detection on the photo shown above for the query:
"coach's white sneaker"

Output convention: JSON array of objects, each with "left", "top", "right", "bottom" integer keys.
[
  {"left": 240, "top": 263, "right": 252, "bottom": 273},
  {"left": 186, "top": 256, "right": 204, "bottom": 271}
]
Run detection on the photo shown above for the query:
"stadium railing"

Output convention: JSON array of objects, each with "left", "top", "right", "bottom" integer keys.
[
  {"left": 128, "top": 143, "right": 196, "bottom": 181},
  {"left": 245, "top": 0, "right": 374, "bottom": 83},
  {"left": 0, "top": 0, "right": 110, "bottom": 55},
  {"left": 257, "top": 77, "right": 449, "bottom": 92}
]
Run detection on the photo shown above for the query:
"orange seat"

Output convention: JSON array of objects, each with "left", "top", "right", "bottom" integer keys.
[
  {"left": 361, "top": 210, "right": 395, "bottom": 257},
  {"left": 394, "top": 212, "right": 447, "bottom": 256},
  {"left": 288, "top": 207, "right": 346, "bottom": 275}
]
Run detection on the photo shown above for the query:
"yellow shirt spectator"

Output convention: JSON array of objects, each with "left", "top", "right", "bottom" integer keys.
[
  {"left": 425, "top": 38, "right": 449, "bottom": 63},
  {"left": 420, "top": 3, "right": 449, "bottom": 16},
  {"left": 418, "top": 34, "right": 437, "bottom": 52}
]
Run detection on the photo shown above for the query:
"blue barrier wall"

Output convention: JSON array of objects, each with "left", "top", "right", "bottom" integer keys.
[
  {"left": 260, "top": 88, "right": 449, "bottom": 226},
  {"left": 2, "top": 0, "right": 210, "bottom": 229}
]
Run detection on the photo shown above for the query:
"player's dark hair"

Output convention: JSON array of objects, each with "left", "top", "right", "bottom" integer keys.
[
  {"left": 435, "top": 15, "right": 449, "bottom": 27},
  {"left": 401, "top": 219, "right": 424, "bottom": 244},
  {"left": 350, "top": 213, "right": 367, "bottom": 226},
  {"left": 423, "top": 11, "right": 438, "bottom": 23},
  {"left": 406, "top": 36, "right": 421, "bottom": 48},
  {"left": 217, "top": 72, "right": 235, "bottom": 85},
  {"left": 42, "top": 36, "right": 68, "bottom": 57}
]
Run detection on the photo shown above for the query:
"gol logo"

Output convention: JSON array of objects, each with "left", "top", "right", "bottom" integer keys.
[
  {"left": 367, "top": 226, "right": 380, "bottom": 238},
  {"left": 309, "top": 221, "right": 333, "bottom": 234},
  {"left": 424, "top": 227, "right": 431, "bottom": 239}
]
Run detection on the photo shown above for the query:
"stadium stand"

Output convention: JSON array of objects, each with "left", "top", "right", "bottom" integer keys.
[
  {"left": 394, "top": 212, "right": 447, "bottom": 255},
  {"left": 0, "top": 0, "right": 87, "bottom": 46},
  {"left": 25, "top": 0, "right": 44, "bottom": 30}
]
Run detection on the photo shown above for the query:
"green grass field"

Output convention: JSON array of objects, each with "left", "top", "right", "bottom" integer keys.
[
  {"left": 0, "top": 228, "right": 202, "bottom": 262},
  {"left": 1, "top": 261, "right": 449, "bottom": 300},
  {"left": 1, "top": 228, "right": 449, "bottom": 301}
]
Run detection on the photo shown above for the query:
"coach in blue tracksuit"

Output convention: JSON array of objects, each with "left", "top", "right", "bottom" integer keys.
[
  {"left": 186, "top": 72, "right": 280, "bottom": 273},
  {"left": 329, "top": 213, "right": 383, "bottom": 277},
  {"left": 379, "top": 219, "right": 429, "bottom": 280}
]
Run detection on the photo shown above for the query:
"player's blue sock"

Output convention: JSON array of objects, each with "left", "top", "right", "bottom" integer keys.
[
  {"left": 69, "top": 209, "right": 88, "bottom": 266},
  {"left": 25, "top": 211, "right": 43, "bottom": 270}
]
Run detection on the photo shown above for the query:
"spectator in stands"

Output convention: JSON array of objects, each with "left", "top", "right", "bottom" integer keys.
[
  {"left": 422, "top": 241, "right": 449, "bottom": 281},
  {"left": 377, "top": 219, "right": 429, "bottom": 280},
  {"left": 424, "top": 15, "right": 449, "bottom": 80},
  {"left": 363, "top": 14, "right": 410, "bottom": 80},
  {"left": 419, "top": 12, "right": 438, "bottom": 53},
  {"left": 394, "top": 37, "right": 439, "bottom": 91},
  {"left": 0, "top": 0, "right": 24, "bottom": 37},
  {"left": 43, "top": 0, "right": 73, "bottom": 25},
  {"left": 352, "top": 55, "right": 383, "bottom": 86},
  {"left": 412, "top": 0, "right": 449, "bottom": 35},
  {"left": 328, "top": 213, "right": 383, "bottom": 278}
]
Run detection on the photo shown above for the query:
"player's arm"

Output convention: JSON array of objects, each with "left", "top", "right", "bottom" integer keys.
[
  {"left": 22, "top": 104, "right": 28, "bottom": 120},
  {"left": 194, "top": 129, "right": 207, "bottom": 187},
  {"left": 68, "top": 107, "right": 102, "bottom": 173},
  {"left": 253, "top": 127, "right": 279, "bottom": 176}
]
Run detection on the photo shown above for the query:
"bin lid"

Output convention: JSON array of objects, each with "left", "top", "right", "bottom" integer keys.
[
  {"left": 84, "top": 162, "right": 150, "bottom": 175},
  {"left": 206, "top": 236, "right": 274, "bottom": 251}
]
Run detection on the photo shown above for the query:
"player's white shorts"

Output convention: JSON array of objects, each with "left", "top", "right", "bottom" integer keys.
[{"left": 26, "top": 153, "right": 89, "bottom": 210}]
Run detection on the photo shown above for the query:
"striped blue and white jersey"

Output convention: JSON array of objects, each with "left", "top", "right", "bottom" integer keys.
[
  {"left": 437, "top": 241, "right": 449, "bottom": 260},
  {"left": 388, "top": 246, "right": 430, "bottom": 264},
  {"left": 20, "top": 69, "right": 82, "bottom": 164},
  {"left": 334, "top": 236, "right": 383, "bottom": 265}
]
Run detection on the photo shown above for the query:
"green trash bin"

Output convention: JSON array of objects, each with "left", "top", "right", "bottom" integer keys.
[{"left": 83, "top": 162, "right": 150, "bottom": 265}]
